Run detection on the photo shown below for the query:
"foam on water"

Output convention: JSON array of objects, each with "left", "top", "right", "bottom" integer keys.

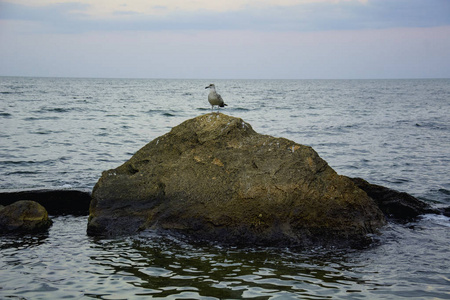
[{"left": 420, "top": 214, "right": 450, "bottom": 227}]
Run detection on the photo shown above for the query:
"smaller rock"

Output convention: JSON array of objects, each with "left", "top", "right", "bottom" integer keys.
[
  {"left": 349, "top": 178, "right": 438, "bottom": 221},
  {"left": 441, "top": 207, "right": 450, "bottom": 218},
  {"left": 0, "top": 200, "right": 52, "bottom": 233},
  {"left": 0, "top": 190, "right": 91, "bottom": 216}
]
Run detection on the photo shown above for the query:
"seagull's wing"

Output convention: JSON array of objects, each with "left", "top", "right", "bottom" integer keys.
[{"left": 217, "top": 93, "right": 227, "bottom": 107}]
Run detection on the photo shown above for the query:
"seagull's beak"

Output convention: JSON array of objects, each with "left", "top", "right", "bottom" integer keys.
[{"left": 205, "top": 86, "right": 210, "bottom": 89}]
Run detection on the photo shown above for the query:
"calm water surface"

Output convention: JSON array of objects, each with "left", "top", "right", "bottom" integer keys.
[
  {"left": 1, "top": 77, "right": 449, "bottom": 299},
  {"left": 1, "top": 215, "right": 449, "bottom": 299}
]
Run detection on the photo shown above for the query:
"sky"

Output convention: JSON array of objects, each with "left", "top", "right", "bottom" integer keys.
[{"left": 0, "top": 0, "right": 449, "bottom": 79}]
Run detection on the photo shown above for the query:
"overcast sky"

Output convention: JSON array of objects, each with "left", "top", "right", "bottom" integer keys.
[{"left": 1, "top": 0, "right": 449, "bottom": 79}]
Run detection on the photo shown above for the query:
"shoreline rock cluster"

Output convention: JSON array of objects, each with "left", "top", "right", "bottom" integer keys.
[
  {"left": 0, "top": 190, "right": 91, "bottom": 234},
  {"left": 1, "top": 114, "right": 447, "bottom": 246}
]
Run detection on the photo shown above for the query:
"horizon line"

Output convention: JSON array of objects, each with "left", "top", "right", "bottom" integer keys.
[{"left": 1, "top": 75, "right": 449, "bottom": 81}]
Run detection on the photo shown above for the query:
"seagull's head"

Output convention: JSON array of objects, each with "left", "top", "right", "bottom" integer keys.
[{"left": 205, "top": 84, "right": 215, "bottom": 89}]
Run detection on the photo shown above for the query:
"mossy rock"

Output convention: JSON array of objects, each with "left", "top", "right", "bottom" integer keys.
[
  {"left": 88, "top": 113, "right": 385, "bottom": 248},
  {"left": 0, "top": 200, "right": 52, "bottom": 233}
]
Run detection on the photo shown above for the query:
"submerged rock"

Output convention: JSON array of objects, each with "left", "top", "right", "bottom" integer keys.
[
  {"left": 349, "top": 178, "right": 439, "bottom": 221},
  {"left": 88, "top": 113, "right": 385, "bottom": 247},
  {"left": 0, "top": 200, "right": 52, "bottom": 233},
  {"left": 442, "top": 207, "right": 450, "bottom": 218},
  {"left": 0, "top": 190, "right": 91, "bottom": 216}
]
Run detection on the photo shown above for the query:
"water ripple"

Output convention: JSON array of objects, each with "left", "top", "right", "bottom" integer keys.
[
  {"left": 1, "top": 77, "right": 450, "bottom": 299},
  {"left": 0, "top": 216, "right": 449, "bottom": 299}
]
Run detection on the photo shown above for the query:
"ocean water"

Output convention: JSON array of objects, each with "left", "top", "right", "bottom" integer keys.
[{"left": 1, "top": 77, "right": 449, "bottom": 299}]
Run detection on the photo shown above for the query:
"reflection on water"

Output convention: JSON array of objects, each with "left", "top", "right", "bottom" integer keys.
[
  {"left": 90, "top": 235, "right": 362, "bottom": 299},
  {"left": 0, "top": 232, "right": 49, "bottom": 251},
  {"left": 1, "top": 215, "right": 449, "bottom": 299}
]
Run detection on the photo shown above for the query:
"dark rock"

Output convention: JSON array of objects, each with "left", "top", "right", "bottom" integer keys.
[
  {"left": 88, "top": 113, "right": 385, "bottom": 248},
  {"left": 0, "top": 200, "right": 52, "bottom": 233},
  {"left": 441, "top": 207, "right": 450, "bottom": 217},
  {"left": 349, "top": 177, "right": 439, "bottom": 221},
  {"left": 0, "top": 190, "right": 91, "bottom": 216}
]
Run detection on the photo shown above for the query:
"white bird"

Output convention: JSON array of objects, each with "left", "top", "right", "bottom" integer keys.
[{"left": 205, "top": 84, "right": 227, "bottom": 112}]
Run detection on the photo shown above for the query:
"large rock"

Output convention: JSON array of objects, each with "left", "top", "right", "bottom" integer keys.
[
  {"left": 88, "top": 113, "right": 385, "bottom": 247},
  {"left": 0, "top": 200, "right": 52, "bottom": 233}
]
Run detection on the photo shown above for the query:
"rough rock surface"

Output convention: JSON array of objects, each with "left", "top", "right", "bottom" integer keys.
[
  {"left": 0, "top": 200, "right": 52, "bottom": 233},
  {"left": 88, "top": 113, "right": 386, "bottom": 247},
  {"left": 350, "top": 178, "right": 439, "bottom": 221}
]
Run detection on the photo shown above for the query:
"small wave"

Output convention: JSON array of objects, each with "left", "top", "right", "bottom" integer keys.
[
  {"left": 438, "top": 188, "right": 450, "bottom": 196},
  {"left": 59, "top": 184, "right": 73, "bottom": 189},
  {"left": 1, "top": 159, "right": 55, "bottom": 166},
  {"left": 420, "top": 214, "right": 450, "bottom": 227},
  {"left": 34, "top": 107, "right": 75, "bottom": 114},
  {"left": 6, "top": 170, "right": 43, "bottom": 175},
  {"left": 350, "top": 148, "right": 370, "bottom": 154},
  {"left": 29, "top": 128, "right": 63, "bottom": 135},
  {"left": 413, "top": 121, "right": 449, "bottom": 130},
  {"left": 0, "top": 112, "right": 12, "bottom": 118},
  {"left": 31, "top": 130, "right": 53, "bottom": 135},
  {"left": 48, "top": 107, "right": 72, "bottom": 113},
  {"left": 147, "top": 109, "right": 176, "bottom": 117},
  {"left": 318, "top": 142, "right": 350, "bottom": 147},
  {"left": 273, "top": 106, "right": 292, "bottom": 110},
  {"left": 0, "top": 91, "right": 20, "bottom": 95},
  {"left": 24, "top": 116, "right": 60, "bottom": 121},
  {"left": 1, "top": 160, "right": 37, "bottom": 165},
  {"left": 383, "top": 178, "right": 411, "bottom": 185},
  {"left": 231, "top": 107, "right": 250, "bottom": 111},
  {"left": 147, "top": 109, "right": 171, "bottom": 115}
]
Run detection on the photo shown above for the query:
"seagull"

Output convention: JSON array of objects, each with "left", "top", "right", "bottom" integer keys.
[{"left": 205, "top": 84, "right": 227, "bottom": 112}]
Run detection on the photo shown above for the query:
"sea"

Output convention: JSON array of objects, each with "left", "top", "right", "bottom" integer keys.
[{"left": 0, "top": 77, "right": 449, "bottom": 299}]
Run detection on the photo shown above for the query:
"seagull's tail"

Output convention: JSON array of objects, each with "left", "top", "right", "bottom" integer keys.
[{"left": 220, "top": 103, "right": 228, "bottom": 107}]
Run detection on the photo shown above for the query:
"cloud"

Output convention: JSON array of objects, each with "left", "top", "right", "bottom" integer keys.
[
  {"left": 0, "top": 0, "right": 449, "bottom": 33},
  {"left": 2, "top": 26, "right": 449, "bottom": 79},
  {"left": 1, "top": 0, "right": 448, "bottom": 79},
  {"left": 2, "top": 1, "right": 368, "bottom": 16},
  {"left": 0, "top": 1, "right": 92, "bottom": 33}
]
